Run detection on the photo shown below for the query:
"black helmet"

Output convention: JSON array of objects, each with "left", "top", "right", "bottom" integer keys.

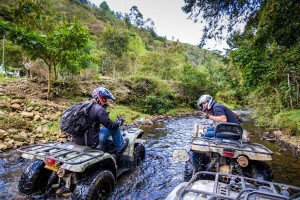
[{"left": 197, "top": 94, "right": 215, "bottom": 111}]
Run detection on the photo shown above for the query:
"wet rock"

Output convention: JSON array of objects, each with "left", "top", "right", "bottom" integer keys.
[
  {"left": 21, "top": 111, "right": 34, "bottom": 119},
  {"left": 11, "top": 103, "right": 21, "bottom": 110},
  {"left": 29, "top": 137, "right": 35, "bottom": 144},
  {"left": 273, "top": 130, "right": 283, "bottom": 139},
  {"left": 146, "top": 119, "right": 154, "bottom": 125},
  {"left": 139, "top": 118, "right": 147, "bottom": 125},
  {"left": 14, "top": 141, "right": 24, "bottom": 148}
]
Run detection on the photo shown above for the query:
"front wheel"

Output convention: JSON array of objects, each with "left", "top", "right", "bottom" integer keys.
[
  {"left": 183, "top": 151, "right": 209, "bottom": 182},
  {"left": 134, "top": 143, "right": 146, "bottom": 167},
  {"left": 18, "top": 160, "right": 52, "bottom": 195},
  {"left": 72, "top": 169, "right": 115, "bottom": 200},
  {"left": 250, "top": 161, "right": 273, "bottom": 182}
]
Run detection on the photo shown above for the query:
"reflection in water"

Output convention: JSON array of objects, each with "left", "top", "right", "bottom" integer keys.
[{"left": 0, "top": 117, "right": 299, "bottom": 200}]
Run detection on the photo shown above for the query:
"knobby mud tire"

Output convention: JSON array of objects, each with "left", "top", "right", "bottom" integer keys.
[
  {"left": 18, "top": 160, "right": 52, "bottom": 195},
  {"left": 250, "top": 161, "right": 273, "bottom": 182},
  {"left": 72, "top": 169, "right": 115, "bottom": 200},
  {"left": 134, "top": 143, "right": 146, "bottom": 166},
  {"left": 183, "top": 152, "right": 209, "bottom": 182}
]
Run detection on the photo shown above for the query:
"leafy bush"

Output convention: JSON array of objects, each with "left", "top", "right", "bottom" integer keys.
[{"left": 140, "top": 93, "right": 174, "bottom": 114}]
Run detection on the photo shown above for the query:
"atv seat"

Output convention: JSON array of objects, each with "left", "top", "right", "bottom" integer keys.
[{"left": 204, "top": 122, "right": 243, "bottom": 140}]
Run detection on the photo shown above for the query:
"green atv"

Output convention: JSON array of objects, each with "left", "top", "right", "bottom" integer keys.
[{"left": 17, "top": 126, "right": 145, "bottom": 199}]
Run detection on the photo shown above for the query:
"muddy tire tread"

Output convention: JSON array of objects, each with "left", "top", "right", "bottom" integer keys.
[
  {"left": 18, "top": 160, "right": 51, "bottom": 195},
  {"left": 72, "top": 169, "right": 115, "bottom": 200}
]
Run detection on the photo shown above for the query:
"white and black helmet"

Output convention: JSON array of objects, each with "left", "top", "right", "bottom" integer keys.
[{"left": 197, "top": 94, "right": 215, "bottom": 111}]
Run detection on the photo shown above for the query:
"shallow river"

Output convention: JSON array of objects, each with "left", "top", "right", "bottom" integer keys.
[{"left": 0, "top": 116, "right": 300, "bottom": 199}]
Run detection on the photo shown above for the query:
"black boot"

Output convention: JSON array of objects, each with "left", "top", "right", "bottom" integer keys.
[{"left": 117, "top": 138, "right": 129, "bottom": 154}]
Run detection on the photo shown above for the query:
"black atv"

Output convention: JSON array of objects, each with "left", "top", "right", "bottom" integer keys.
[{"left": 17, "top": 126, "right": 145, "bottom": 199}]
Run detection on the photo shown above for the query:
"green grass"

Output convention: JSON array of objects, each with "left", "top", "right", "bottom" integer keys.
[
  {"left": 273, "top": 109, "right": 300, "bottom": 135},
  {"left": 166, "top": 106, "right": 196, "bottom": 116},
  {"left": 107, "top": 104, "right": 149, "bottom": 123},
  {"left": 0, "top": 76, "right": 17, "bottom": 83}
]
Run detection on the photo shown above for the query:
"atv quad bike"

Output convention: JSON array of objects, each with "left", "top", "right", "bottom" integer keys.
[
  {"left": 184, "top": 122, "right": 273, "bottom": 182},
  {"left": 17, "top": 126, "right": 145, "bottom": 199},
  {"left": 166, "top": 171, "right": 300, "bottom": 200}
]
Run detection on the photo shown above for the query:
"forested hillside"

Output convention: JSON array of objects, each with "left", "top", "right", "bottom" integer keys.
[
  {"left": 0, "top": 0, "right": 228, "bottom": 111},
  {"left": 0, "top": 0, "right": 299, "bottom": 135}
]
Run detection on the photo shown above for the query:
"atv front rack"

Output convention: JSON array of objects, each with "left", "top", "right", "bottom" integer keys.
[
  {"left": 179, "top": 171, "right": 300, "bottom": 200},
  {"left": 18, "top": 142, "right": 104, "bottom": 165}
]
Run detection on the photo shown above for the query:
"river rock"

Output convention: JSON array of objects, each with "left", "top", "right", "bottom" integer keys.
[
  {"left": 11, "top": 103, "right": 21, "bottom": 110},
  {"left": 33, "top": 114, "right": 41, "bottom": 121},
  {"left": 0, "top": 110, "right": 5, "bottom": 115},
  {"left": 0, "top": 142, "right": 7, "bottom": 150},
  {"left": 41, "top": 119, "right": 48, "bottom": 125},
  {"left": 0, "top": 129, "right": 6, "bottom": 139},
  {"left": 5, "top": 142, "right": 13, "bottom": 149},
  {"left": 273, "top": 130, "right": 283, "bottom": 140},
  {"left": 21, "top": 111, "right": 34, "bottom": 119},
  {"left": 26, "top": 106, "right": 34, "bottom": 112},
  {"left": 11, "top": 99, "right": 23, "bottom": 104},
  {"left": 7, "top": 128, "right": 19, "bottom": 134},
  {"left": 0, "top": 99, "right": 10, "bottom": 108},
  {"left": 14, "top": 141, "right": 24, "bottom": 148}
]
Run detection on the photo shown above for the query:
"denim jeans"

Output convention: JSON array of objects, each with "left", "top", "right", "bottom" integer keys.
[
  {"left": 204, "top": 126, "right": 239, "bottom": 140},
  {"left": 98, "top": 127, "right": 124, "bottom": 150}
]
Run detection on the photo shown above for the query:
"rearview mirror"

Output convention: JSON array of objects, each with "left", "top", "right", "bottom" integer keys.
[{"left": 172, "top": 149, "right": 189, "bottom": 162}]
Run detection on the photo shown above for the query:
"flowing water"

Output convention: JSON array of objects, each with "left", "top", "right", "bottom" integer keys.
[{"left": 0, "top": 116, "right": 300, "bottom": 199}]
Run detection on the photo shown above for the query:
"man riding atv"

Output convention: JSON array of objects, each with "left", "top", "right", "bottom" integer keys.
[
  {"left": 18, "top": 87, "right": 146, "bottom": 199},
  {"left": 184, "top": 94, "right": 273, "bottom": 182},
  {"left": 66, "top": 86, "right": 129, "bottom": 153}
]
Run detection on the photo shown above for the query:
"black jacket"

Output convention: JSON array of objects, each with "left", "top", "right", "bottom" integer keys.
[{"left": 72, "top": 102, "right": 120, "bottom": 148}]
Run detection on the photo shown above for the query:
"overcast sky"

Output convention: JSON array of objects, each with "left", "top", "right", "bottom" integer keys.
[{"left": 88, "top": 0, "right": 229, "bottom": 52}]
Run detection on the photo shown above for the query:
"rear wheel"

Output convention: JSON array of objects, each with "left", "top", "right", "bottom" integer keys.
[
  {"left": 72, "top": 169, "right": 115, "bottom": 200},
  {"left": 18, "top": 160, "right": 52, "bottom": 195},
  {"left": 250, "top": 161, "right": 273, "bottom": 181},
  {"left": 184, "top": 152, "right": 209, "bottom": 182},
  {"left": 134, "top": 143, "right": 146, "bottom": 166}
]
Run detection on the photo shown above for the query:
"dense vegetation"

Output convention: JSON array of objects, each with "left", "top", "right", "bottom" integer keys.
[
  {"left": 0, "top": 0, "right": 299, "bottom": 134},
  {"left": 183, "top": 0, "right": 300, "bottom": 134}
]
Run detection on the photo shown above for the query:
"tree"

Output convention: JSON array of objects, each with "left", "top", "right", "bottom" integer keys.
[
  {"left": 182, "top": 0, "right": 263, "bottom": 47},
  {"left": 99, "top": 1, "right": 111, "bottom": 12},
  {"left": 0, "top": 19, "right": 91, "bottom": 99},
  {"left": 129, "top": 6, "right": 144, "bottom": 28}
]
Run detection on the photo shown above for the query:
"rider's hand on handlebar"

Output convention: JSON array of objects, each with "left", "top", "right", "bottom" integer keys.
[
  {"left": 199, "top": 111, "right": 210, "bottom": 119},
  {"left": 117, "top": 115, "right": 125, "bottom": 126}
]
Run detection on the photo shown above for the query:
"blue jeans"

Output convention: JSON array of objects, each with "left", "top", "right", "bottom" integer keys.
[
  {"left": 205, "top": 126, "right": 240, "bottom": 140},
  {"left": 98, "top": 127, "right": 124, "bottom": 150}
]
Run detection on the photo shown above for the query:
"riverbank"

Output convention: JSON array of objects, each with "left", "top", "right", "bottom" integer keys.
[{"left": 0, "top": 79, "right": 299, "bottom": 155}]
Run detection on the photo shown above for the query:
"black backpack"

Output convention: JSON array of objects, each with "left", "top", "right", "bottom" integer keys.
[{"left": 60, "top": 101, "right": 94, "bottom": 137}]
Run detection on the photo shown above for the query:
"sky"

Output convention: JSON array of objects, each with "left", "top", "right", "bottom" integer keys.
[{"left": 88, "top": 0, "right": 229, "bottom": 52}]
